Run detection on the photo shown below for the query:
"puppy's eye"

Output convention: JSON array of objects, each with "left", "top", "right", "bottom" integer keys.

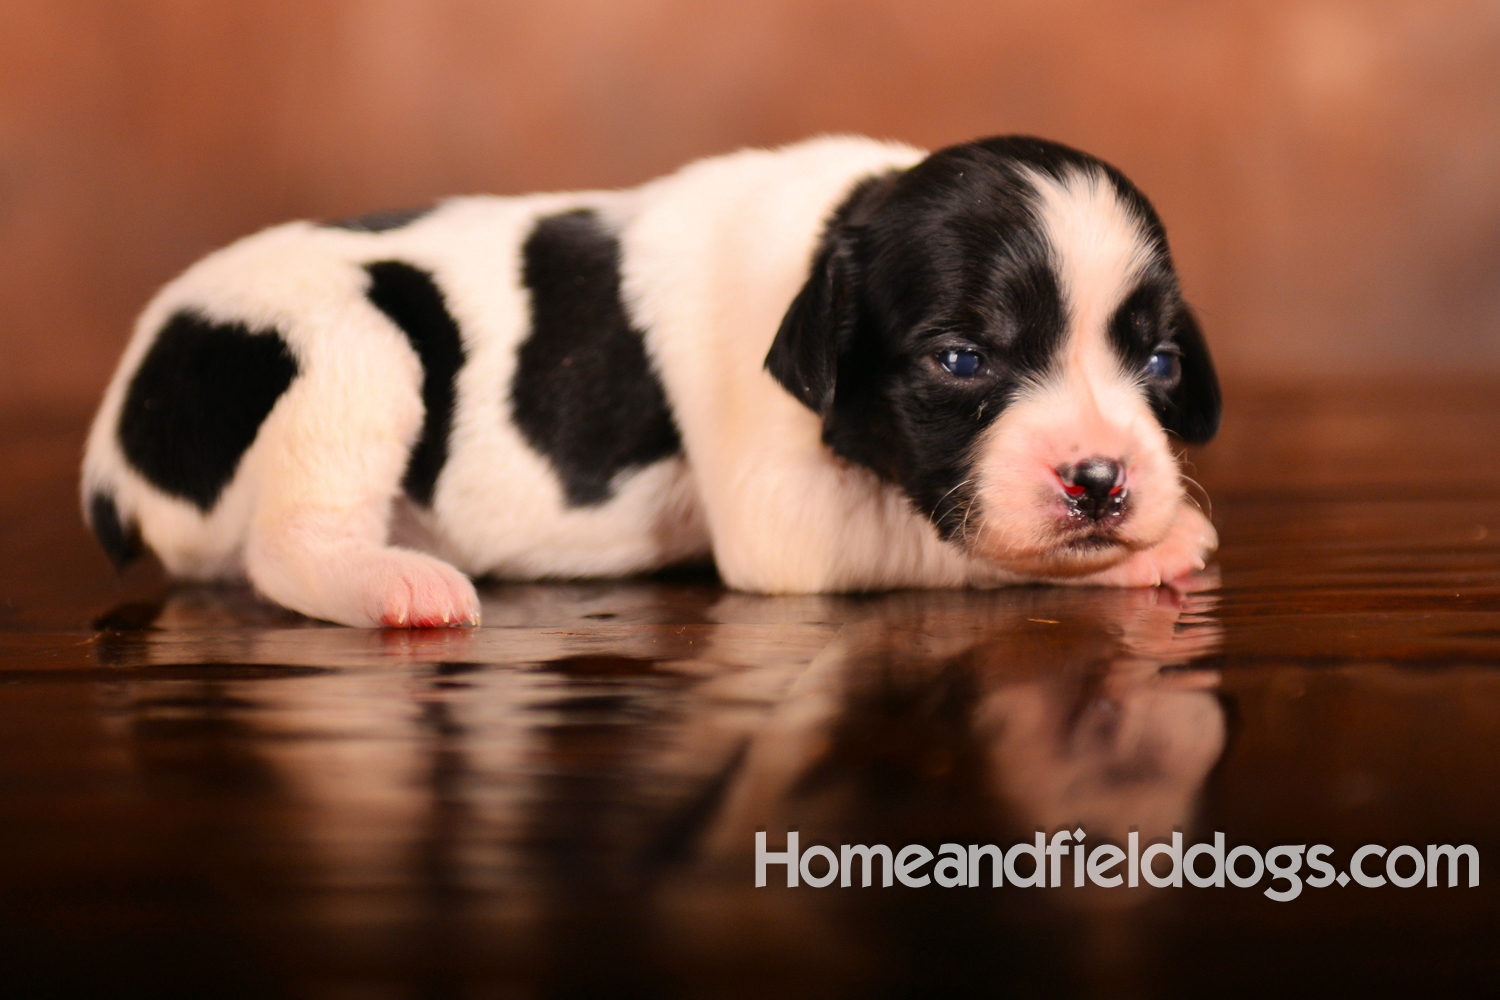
[
  {"left": 938, "top": 349, "right": 984, "bottom": 378},
  {"left": 1144, "top": 351, "right": 1180, "bottom": 385}
]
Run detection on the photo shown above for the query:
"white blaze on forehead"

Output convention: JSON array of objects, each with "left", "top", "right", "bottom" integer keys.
[
  {"left": 1015, "top": 166, "right": 1167, "bottom": 465},
  {"left": 1023, "top": 166, "right": 1159, "bottom": 371}
]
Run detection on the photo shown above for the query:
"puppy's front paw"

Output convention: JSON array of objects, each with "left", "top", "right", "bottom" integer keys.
[
  {"left": 364, "top": 550, "right": 482, "bottom": 628},
  {"left": 1080, "top": 504, "right": 1218, "bottom": 589}
]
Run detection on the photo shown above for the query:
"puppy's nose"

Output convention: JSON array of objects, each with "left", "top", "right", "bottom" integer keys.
[{"left": 1061, "top": 457, "right": 1126, "bottom": 521}]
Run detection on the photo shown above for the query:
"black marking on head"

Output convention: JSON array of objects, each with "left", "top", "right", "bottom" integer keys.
[
  {"left": 767, "top": 135, "right": 1214, "bottom": 538},
  {"left": 1162, "top": 305, "right": 1221, "bottom": 443},
  {"left": 1108, "top": 283, "right": 1221, "bottom": 444},
  {"left": 511, "top": 208, "right": 681, "bottom": 508},
  {"left": 118, "top": 311, "right": 299, "bottom": 511},
  {"left": 325, "top": 205, "right": 434, "bottom": 233},
  {"left": 364, "top": 261, "right": 468, "bottom": 506},
  {"left": 88, "top": 492, "right": 142, "bottom": 570}
]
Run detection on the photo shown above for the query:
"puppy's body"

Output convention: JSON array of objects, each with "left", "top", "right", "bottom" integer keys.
[{"left": 83, "top": 136, "right": 1221, "bottom": 627}]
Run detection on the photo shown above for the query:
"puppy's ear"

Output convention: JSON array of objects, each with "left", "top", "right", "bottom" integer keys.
[
  {"left": 1163, "top": 304, "right": 1221, "bottom": 444},
  {"left": 764, "top": 238, "right": 854, "bottom": 416}
]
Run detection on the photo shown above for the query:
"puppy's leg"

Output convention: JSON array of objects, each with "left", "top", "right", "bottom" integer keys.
[
  {"left": 247, "top": 502, "right": 480, "bottom": 629},
  {"left": 241, "top": 345, "right": 480, "bottom": 629},
  {"left": 1073, "top": 503, "right": 1218, "bottom": 589}
]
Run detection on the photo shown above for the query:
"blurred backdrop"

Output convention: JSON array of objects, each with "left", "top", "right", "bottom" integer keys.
[{"left": 2, "top": 0, "right": 1498, "bottom": 413}]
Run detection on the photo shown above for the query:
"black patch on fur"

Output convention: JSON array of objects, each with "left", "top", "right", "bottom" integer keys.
[
  {"left": 511, "top": 208, "right": 681, "bottom": 507},
  {"left": 118, "top": 311, "right": 299, "bottom": 511},
  {"left": 88, "top": 492, "right": 141, "bottom": 570},
  {"left": 1163, "top": 306, "right": 1221, "bottom": 443},
  {"left": 364, "top": 261, "right": 467, "bottom": 505},
  {"left": 767, "top": 135, "right": 1219, "bottom": 539},
  {"left": 326, "top": 205, "right": 433, "bottom": 233},
  {"left": 1108, "top": 283, "right": 1222, "bottom": 444}
]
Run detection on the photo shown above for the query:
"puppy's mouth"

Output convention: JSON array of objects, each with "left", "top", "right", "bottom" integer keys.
[
  {"left": 956, "top": 492, "right": 1144, "bottom": 577},
  {"left": 961, "top": 519, "right": 1140, "bottom": 577},
  {"left": 1052, "top": 518, "right": 1138, "bottom": 563},
  {"left": 1062, "top": 531, "right": 1126, "bottom": 551}
]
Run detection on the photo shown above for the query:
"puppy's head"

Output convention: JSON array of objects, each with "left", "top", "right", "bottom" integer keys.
[{"left": 766, "top": 136, "right": 1220, "bottom": 577}]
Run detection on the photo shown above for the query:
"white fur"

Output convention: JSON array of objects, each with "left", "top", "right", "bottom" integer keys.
[{"left": 82, "top": 137, "right": 1215, "bottom": 627}]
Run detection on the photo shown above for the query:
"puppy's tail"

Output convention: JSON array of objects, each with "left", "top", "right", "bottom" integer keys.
[
  {"left": 82, "top": 485, "right": 143, "bottom": 572},
  {"left": 81, "top": 389, "right": 145, "bottom": 572}
]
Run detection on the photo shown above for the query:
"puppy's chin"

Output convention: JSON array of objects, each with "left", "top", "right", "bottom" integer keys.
[{"left": 965, "top": 530, "right": 1141, "bottom": 579}]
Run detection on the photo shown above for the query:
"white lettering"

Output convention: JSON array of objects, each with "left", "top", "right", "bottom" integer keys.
[
  {"left": 1350, "top": 845, "right": 1386, "bottom": 888},
  {"left": 756, "top": 831, "right": 799, "bottom": 887},
  {"left": 1087, "top": 844, "right": 1126, "bottom": 887},
  {"left": 800, "top": 845, "right": 839, "bottom": 887},
  {"left": 934, "top": 844, "right": 967, "bottom": 888},
  {"left": 1384, "top": 846, "right": 1423, "bottom": 888},
  {"left": 968, "top": 844, "right": 1003, "bottom": 888},
  {"left": 1305, "top": 845, "right": 1336, "bottom": 888},
  {"left": 1185, "top": 832, "right": 1226, "bottom": 888},
  {"left": 1426, "top": 844, "right": 1479, "bottom": 887},
  {"left": 1142, "top": 832, "right": 1183, "bottom": 888},
  {"left": 1226, "top": 845, "right": 1264, "bottom": 888},
  {"left": 1264, "top": 845, "right": 1305, "bottom": 901},
  {"left": 895, "top": 845, "right": 933, "bottom": 887},
  {"left": 840, "top": 844, "right": 894, "bottom": 887},
  {"left": 1004, "top": 833, "right": 1046, "bottom": 888}
]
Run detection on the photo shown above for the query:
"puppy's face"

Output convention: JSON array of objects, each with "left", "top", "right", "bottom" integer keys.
[{"left": 767, "top": 136, "right": 1221, "bottom": 577}]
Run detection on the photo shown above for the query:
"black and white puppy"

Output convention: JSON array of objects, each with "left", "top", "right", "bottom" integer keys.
[{"left": 82, "top": 136, "right": 1221, "bottom": 628}]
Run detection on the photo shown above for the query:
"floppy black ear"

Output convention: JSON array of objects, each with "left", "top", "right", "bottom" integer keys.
[
  {"left": 764, "top": 239, "right": 854, "bottom": 416},
  {"left": 1163, "top": 304, "right": 1221, "bottom": 444}
]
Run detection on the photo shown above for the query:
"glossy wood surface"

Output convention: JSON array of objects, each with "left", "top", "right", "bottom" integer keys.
[{"left": 2, "top": 381, "right": 1497, "bottom": 997}]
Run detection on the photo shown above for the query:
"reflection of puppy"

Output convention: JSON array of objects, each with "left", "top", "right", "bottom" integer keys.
[
  {"left": 82, "top": 136, "right": 1220, "bottom": 627},
  {"left": 975, "top": 660, "right": 1224, "bottom": 847},
  {"left": 704, "top": 585, "right": 1224, "bottom": 857}
]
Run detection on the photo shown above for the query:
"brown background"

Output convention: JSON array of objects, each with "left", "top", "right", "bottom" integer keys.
[{"left": 2, "top": 0, "right": 1498, "bottom": 413}]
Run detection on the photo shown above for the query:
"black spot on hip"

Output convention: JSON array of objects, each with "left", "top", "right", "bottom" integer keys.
[
  {"left": 364, "top": 261, "right": 467, "bottom": 506},
  {"left": 511, "top": 208, "right": 681, "bottom": 507},
  {"left": 118, "top": 312, "right": 299, "bottom": 511},
  {"left": 87, "top": 491, "right": 142, "bottom": 570},
  {"left": 324, "top": 205, "right": 433, "bottom": 233}
]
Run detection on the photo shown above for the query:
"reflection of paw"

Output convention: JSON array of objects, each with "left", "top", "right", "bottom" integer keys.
[
  {"left": 1081, "top": 505, "right": 1218, "bottom": 589},
  {"left": 365, "top": 550, "right": 481, "bottom": 629}
]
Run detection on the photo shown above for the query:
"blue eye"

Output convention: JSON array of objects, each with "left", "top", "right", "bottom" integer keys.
[
  {"left": 939, "top": 349, "right": 983, "bottom": 378},
  {"left": 1144, "top": 351, "right": 1180, "bottom": 384}
]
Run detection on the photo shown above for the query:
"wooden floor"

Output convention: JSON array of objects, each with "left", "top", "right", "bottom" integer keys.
[{"left": 3, "top": 380, "right": 1498, "bottom": 998}]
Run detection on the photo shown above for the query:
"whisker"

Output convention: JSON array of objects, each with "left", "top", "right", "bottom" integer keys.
[
  {"left": 936, "top": 478, "right": 974, "bottom": 532},
  {"left": 1178, "top": 472, "right": 1212, "bottom": 520},
  {"left": 959, "top": 496, "right": 977, "bottom": 542}
]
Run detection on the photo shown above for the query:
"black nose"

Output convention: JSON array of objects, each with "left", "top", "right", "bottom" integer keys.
[{"left": 1061, "top": 457, "right": 1126, "bottom": 521}]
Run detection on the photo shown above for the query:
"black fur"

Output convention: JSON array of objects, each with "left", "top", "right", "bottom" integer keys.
[
  {"left": 326, "top": 205, "right": 433, "bottom": 233},
  {"left": 767, "top": 135, "right": 1221, "bottom": 538},
  {"left": 1105, "top": 264, "right": 1221, "bottom": 444},
  {"left": 364, "top": 261, "right": 468, "bottom": 506},
  {"left": 88, "top": 492, "right": 141, "bottom": 570},
  {"left": 511, "top": 208, "right": 681, "bottom": 507},
  {"left": 118, "top": 311, "right": 299, "bottom": 511},
  {"left": 1161, "top": 305, "right": 1220, "bottom": 444}
]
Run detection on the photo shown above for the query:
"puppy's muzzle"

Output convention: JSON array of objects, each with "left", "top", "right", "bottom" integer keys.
[{"left": 1060, "top": 457, "right": 1127, "bottom": 524}]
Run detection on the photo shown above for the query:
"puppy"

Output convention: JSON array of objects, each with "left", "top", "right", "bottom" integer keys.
[{"left": 82, "top": 136, "right": 1221, "bottom": 628}]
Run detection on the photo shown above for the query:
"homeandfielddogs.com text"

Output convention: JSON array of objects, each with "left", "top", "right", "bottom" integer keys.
[{"left": 755, "top": 832, "right": 1479, "bottom": 901}]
